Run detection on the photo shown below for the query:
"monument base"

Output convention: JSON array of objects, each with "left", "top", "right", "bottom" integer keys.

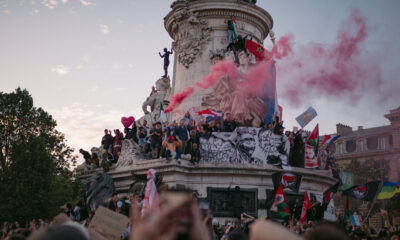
[{"left": 81, "top": 158, "right": 337, "bottom": 218}]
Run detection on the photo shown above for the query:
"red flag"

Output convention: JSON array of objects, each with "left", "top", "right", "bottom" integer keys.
[
  {"left": 300, "top": 192, "right": 312, "bottom": 223},
  {"left": 245, "top": 39, "right": 265, "bottom": 61},
  {"left": 278, "top": 105, "right": 283, "bottom": 122},
  {"left": 270, "top": 185, "right": 290, "bottom": 218}
]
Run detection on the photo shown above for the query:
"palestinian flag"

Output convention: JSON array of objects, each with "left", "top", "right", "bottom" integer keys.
[
  {"left": 377, "top": 182, "right": 400, "bottom": 199},
  {"left": 245, "top": 39, "right": 265, "bottom": 61},
  {"left": 300, "top": 192, "right": 312, "bottom": 223},
  {"left": 307, "top": 124, "right": 319, "bottom": 155},
  {"left": 323, "top": 182, "right": 339, "bottom": 210},
  {"left": 270, "top": 185, "right": 290, "bottom": 218},
  {"left": 272, "top": 172, "right": 302, "bottom": 193},
  {"left": 342, "top": 181, "right": 380, "bottom": 202},
  {"left": 227, "top": 18, "right": 238, "bottom": 40},
  {"left": 344, "top": 197, "right": 350, "bottom": 223}
]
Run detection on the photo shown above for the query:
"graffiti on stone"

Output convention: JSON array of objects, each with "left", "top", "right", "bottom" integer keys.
[{"left": 199, "top": 127, "right": 289, "bottom": 165}]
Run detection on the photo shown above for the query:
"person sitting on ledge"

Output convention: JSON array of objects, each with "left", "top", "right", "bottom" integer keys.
[
  {"left": 163, "top": 136, "right": 182, "bottom": 163},
  {"left": 190, "top": 143, "right": 200, "bottom": 165}
]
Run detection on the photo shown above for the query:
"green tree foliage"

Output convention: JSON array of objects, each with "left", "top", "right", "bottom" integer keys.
[{"left": 0, "top": 88, "right": 80, "bottom": 224}]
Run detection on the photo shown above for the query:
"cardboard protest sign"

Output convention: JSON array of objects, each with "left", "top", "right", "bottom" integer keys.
[{"left": 89, "top": 206, "right": 129, "bottom": 240}]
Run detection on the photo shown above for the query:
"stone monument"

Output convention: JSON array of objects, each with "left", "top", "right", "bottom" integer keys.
[
  {"left": 80, "top": 0, "right": 337, "bottom": 219},
  {"left": 164, "top": 0, "right": 273, "bottom": 120}
]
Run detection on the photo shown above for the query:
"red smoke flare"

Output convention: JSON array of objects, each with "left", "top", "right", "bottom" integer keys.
[
  {"left": 164, "top": 86, "right": 194, "bottom": 113},
  {"left": 195, "top": 60, "right": 238, "bottom": 89}
]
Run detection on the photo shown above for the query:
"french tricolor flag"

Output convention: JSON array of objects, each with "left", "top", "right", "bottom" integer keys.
[{"left": 197, "top": 109, "right": 224, "bottom": 123}]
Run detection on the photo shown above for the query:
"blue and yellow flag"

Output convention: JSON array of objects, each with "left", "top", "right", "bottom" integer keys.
[{"left": 377, "top": 182, "right": 400, "bottom": 199}]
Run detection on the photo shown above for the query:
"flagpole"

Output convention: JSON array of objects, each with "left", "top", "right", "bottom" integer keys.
[{"left": 361, "top": 181, "right": 383, "bottom": 225}]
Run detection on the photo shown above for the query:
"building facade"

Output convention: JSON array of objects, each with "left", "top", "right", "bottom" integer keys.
[{"left": 334, "top": 106, "right": 400, "bottom": 181}]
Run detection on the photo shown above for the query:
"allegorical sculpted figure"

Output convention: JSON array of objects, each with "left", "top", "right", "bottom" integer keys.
[{"left": 159, "top": 47, "right": 173, "bottom": 78}]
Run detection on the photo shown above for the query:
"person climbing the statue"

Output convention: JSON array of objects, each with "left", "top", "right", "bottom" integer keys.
[
  {"left": 227, "top": 17, "right": 237, "bottom": 44},
  {"left": 159, "top": 47, "right": 173, "bottom": 78}
]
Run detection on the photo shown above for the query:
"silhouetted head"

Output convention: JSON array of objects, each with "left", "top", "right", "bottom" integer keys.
[{"left": 164, "top": 48, "right": 167, "bottom": 52}]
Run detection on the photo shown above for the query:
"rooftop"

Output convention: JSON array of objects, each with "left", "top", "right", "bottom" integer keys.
[{"left": 338, "top": 125, "right": 392, "bottom": 139}]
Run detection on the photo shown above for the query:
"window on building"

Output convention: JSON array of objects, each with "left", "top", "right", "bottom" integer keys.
[
  {"left": 367, "top": 137, "right": 378, "bottom": 150},
  {"left": 379, "top": 137, "right": 386, "bottom": 150},
  {"left": 357, "top": 140, "right": 364, "bottom": 152},
  {"left": 346, "top": 140, "right": 356, "bottom": 153},
  {"left": 337, "top": 142, "right": 344, "bottom": 154}
]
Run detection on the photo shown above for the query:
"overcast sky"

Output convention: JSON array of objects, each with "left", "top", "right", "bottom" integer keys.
[{"left": 1, "top": 0, "right": 399, "bottom": 164}]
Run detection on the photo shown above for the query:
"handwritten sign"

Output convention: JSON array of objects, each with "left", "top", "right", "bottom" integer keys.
[{"left": 89, "top": 206, "right": 129, "bottom": 240}]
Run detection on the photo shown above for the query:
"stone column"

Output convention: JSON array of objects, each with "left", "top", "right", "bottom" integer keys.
[
  {"left": 164, "top": 0, "right": 273, "bottom": 120},
  {"left": 385, "top": 107, "right": 400, "bottom": 149}
]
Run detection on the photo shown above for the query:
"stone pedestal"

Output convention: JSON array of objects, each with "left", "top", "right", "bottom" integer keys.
[
  {"left": 81, "top": 159, "right": 337, "bottom": 218},
  {"left": 164, "top": 0, "right": 273, "bottom": 120}
]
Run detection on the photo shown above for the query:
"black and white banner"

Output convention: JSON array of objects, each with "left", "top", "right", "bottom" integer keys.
[{"left": 199, "top": 127, "right": 289, "bottom": 165}]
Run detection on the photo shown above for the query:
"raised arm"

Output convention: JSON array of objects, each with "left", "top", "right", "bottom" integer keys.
[{"left": 159, "top": 52, "right": 164, "bottom": 58}]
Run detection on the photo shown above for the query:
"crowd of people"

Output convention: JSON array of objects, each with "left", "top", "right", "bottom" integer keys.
[
  {"left": 79, "top": 111, "right": 339, "bottom": 178},
  {"left": 79, "top": 111, "right": 249, "bottom": 169},
  {"left": 2, "top": 191, "right": 399, "bottom": 240}
]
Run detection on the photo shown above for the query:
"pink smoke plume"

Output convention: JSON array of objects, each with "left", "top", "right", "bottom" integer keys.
[
  {"left": 164, "top": 86, "right": 194, "bottom": 113},
  {"left": 164, "top": 60, "right": 239, "bottom": 113},
  {"left": 164, "top": 33, "right": 294, "bottom": 113},
  {"left": 279, "top": 8, "right": 383, "bottom": 105},
  {"left": 195, "top": 60, "right": 239, "bottom": 89}
]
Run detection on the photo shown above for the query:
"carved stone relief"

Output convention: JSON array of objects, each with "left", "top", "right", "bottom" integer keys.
[{"left": 171, "top": 6, "right": 212, "bottom": 68}]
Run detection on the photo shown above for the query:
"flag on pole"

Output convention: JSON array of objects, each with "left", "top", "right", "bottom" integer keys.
[
  {"left": 263, "top": 61, "right": 278, "bottom": 125},
  {"left": 141, "top": 169, "right": 160, "bottom": 216},
  {"left": 245, "top": 39, "right": 265, "bottom": 61},
  {"left": 350, "top": 213, "right": 362, "bottom": 227},
  {"left": 344, "top": 197, "right": 350, "bottom": 223},
  {"left": 300, "top": 192, "right": 312, "bottom": 223},
  {"left": 197, "top": 109, "right": 224, "bottom": 123},
  {"left": 323, "top": 182, "right": 340, "bottom": 210},
  {"left": 270, "top": 185, "right": 290, "bottom": 218},
  {"left": 272, "top": 172, "right": 302, "bottom": 193},
  {"left": 377, "top": 182, "right": 400, "bottom": 199},
  {"left": 307, "top": 124, "right": 319, "bottom": 155},
  {"left": 339, "top": 171, "right": 354, "bottom": 190},
  {"left": 321, "top": 134, "right": 340, "bottom": 146},
  {"left": 342, "top": 181, "right": 380, "bottom": 202},
  {"left": 278, "top": 105, "right": 283, "bottom": 123},
  {"left": 295, "top": 107, "right": 317, "bottom": 128},
  {"left": 304, "top": 124, "right": 319, "bottom": 169}
]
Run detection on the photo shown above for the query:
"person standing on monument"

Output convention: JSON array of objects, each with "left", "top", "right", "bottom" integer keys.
[
  {"left": 175, "top": 119, "right": 189, "bottom": 154},
  {"left": 159, "top": 47, "right": 173, "bottom": 78},
  {"left": 149, "top": 123, "right": 161, "bottom": 159}
]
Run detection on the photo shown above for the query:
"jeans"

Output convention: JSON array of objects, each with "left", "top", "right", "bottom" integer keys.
[
  {"left": 166, "top": 148, "right": 181, "bottom": 160},
  {"left": 176, "top": 147, "right": 181, "bottom": 159},
  {"left": 166, "top": 150, "right": 172, "bottom": 160},
  {"left": 139, "top": 138, "right": 146, "bottom": 146}
]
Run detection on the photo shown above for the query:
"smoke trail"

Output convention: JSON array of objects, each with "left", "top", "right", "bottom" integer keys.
[
  {"left": 195, "top": 60, "right": 238, "bottom": 89},
  {"left": 164, "top": 86, "right": 194, "bottom": 113},
  {"left": 164, "top": 60, "right": 238, "bottom": 113},
  {"left": 278, "top": 8, "right": 383, "bottom": 105}
]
